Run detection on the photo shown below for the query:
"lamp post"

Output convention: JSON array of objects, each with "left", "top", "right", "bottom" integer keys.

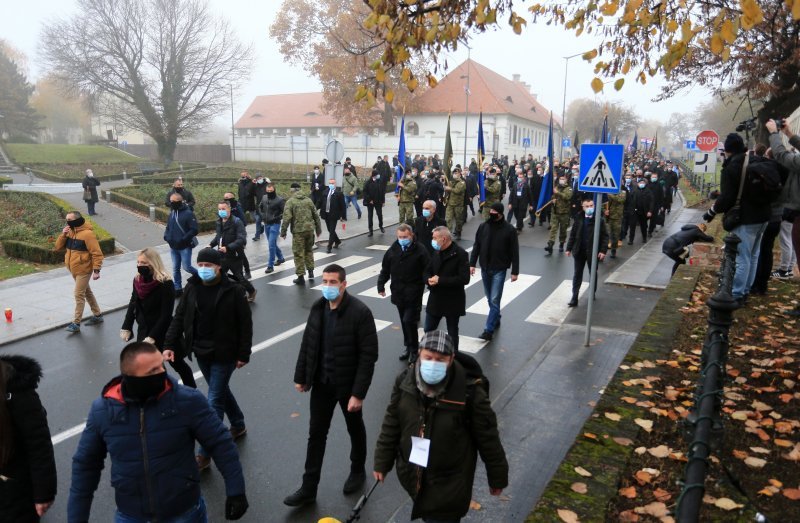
[
  {"left": 462, "top": 44, "right": 472, "bottom": 168},
  {"left": 560, "top": 52, "right": 584, "bottom": 160},
  {"left": 230, "top": 85, "right": 236, "bottom": 162}
]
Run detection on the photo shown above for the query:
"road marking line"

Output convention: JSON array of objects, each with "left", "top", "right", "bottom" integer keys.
[
  {"left": 250, "top": 252, "right": 335, "bottom": 281},
  {"left": 465, "top": 274, "right": 541, "bottom": 315},
  {"left": 313, "top": 261, "right": 383, "bottom": 289},
  {"left": 525, "top": 280, "right": 589, "bottom": 325},
  {"left": 366, "top": 245, "right": 390, "bottom": 251},
  {"left": 417, "top": 328, "right": 488, "bottom": 354},
  {"left": 269, "top": 255, "right": 371, "bottom": 286},
  {"left": 51, "top": 318, "right": 393, "bottom": 446}
]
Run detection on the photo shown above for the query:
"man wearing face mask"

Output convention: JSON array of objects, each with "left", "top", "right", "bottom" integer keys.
[
  {"left": 237, "top": 171, "right": 255, "bottom": 233},
  {"left": 164, "top": 248, "right": 253, "bottom": 472},
  {"left": 164, "top": 178, "right": 196, "bottom": 210},
  {"left": 545, "top": 174, "right": 572, "bottom": 254},
  {"left": 647, "top": 171, "right": 665, "bottom": 236},
  {"left": 444, "top": 168, "right": 466, "bottom": 239},
  {"left": 373, "top": 331, "right": 508, "bottom": 522},
  {"left": 342, "top": 167, "right": 362, "bottom": 220},
  {"left": 565, "top": 198, "right": 609, "bottom": 307},
  {"left": 282, "top": 183, "right": 322, "bottom": 285},
  {"left": 482, "top": 169, "right": 502, "bottom": 220},
  {"left": 69, "top": 342, "right": 249, "bottom": 522},
  {"left": 259, "top": 182, "right": 286, "bottom": 274},
  {"left": 362, "top": 169, "right": 386, "bottom": 236},
  {"left": 414, "top": 200, "right": 446, "bottom": 255},
  {"left": 56, "top": 211, "right": 104, "bottom": 333},
  {"left": 320, "top": 177, "right": 346, "bottom": 254},
  {"left": 621, "top": 173, "right": 636, "bottom": 242},
  {"left": 629, "top": 178, "right": 654, "bottom": 244},
  {"left": 164, "top": 193, "right": 199, "bottom": 297},
  {"left": 209, "top": 201, "right": 256, "bottom": 302},
  {"left": 311, "top": 163, "right": 326, "bottom": 210},
  {"left": 250, "top": 174, "right": 268, "bottom": 241},
  {"left": 397, "top": 168, "right": 418, "bottom": 225},
  {"left": 423, "top": 227, "right": 470, "bottom": 351},
  {"left": 508, "top": 168, "right": 533, "bottom": 233},
  {"left": 377, "top": 224, "right": 430, "bottom": 362},
  {"left": 286, "top": 264, "right": 379, "bottom": 507}
]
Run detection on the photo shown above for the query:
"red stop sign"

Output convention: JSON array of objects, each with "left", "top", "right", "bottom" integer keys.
[{"left": 695, "top": 130, "right": 719, "bottom": 152}]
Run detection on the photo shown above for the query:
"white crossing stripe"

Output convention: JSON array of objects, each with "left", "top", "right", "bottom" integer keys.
[
  {"left": 313, "top": 261, "right": 383, "bottom": 289},
  {"left": 417, "top": 328, "right": 488, "bottom": 354},
  {"left": 525, "top": 280, "right": 589, "bottom": 326},
  {"left": 250, "top": 252, "right": 335, "bottom": 281},
  {"left": 366, "top": 245, "right": 391, "bottom": 251},
  {"left": 465, "top": 274, "right": 540, "bottom": 315},
  {"left": 269, "top": 255, "right": 371, "bottom": 286}
]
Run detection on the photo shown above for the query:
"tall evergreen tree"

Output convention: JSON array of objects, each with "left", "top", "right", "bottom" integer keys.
[{"left": 0, "top": 49, "right": 41, "bottom": 139}]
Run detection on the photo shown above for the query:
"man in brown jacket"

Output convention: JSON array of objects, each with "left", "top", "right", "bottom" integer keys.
[{"left": 55, "top": 211, "right": 104, "bottom": 333}]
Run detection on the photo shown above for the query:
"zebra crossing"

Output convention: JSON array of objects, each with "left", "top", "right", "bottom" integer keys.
[{"left": 255, "top": 244, "right": 581, "bottom": 353}]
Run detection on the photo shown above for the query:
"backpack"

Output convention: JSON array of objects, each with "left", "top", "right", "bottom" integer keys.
[
  {"left": 746, "top": 158, "right": 783, "bottom": 204},
  {"left": 455, "top": 352, "right": 490, "bottom": 399}
]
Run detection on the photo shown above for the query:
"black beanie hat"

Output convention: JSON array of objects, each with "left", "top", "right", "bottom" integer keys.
[
  {"left": 196, "top": 248, "right": 222, "bottom": 265},
  {"left": 490, "top": 202, "right": 505, "bottom": 214},
  {"left": 723, "top": 133, "right": 746, "bottom": 154}
]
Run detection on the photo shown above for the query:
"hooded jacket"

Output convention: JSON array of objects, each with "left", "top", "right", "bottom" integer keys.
[
  {"left": 0, "top": 355, "right": 56, "bottom": 523},
  {"left": 54, "top": 221, "right": 104, "bottom": 276}
]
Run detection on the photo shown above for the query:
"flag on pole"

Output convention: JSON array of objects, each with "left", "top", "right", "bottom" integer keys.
[
  {"left": 651, "top": 132, "right": 658, "bottom": 153},
  {"left": 536, "top": 112, "right": 555, "bottom": 214},
  {"left": 573, "top": 130, "right": 579, "bottom": 149},
  {"left": 477, "top": 111, "right": 486, "bottom": 204},
  {"left": 601, "top": 110, "right": 609, "bottom": 144},
  {"left": 443, "top": 113, "right": 453, "bottom": 179},
  {"left": 631, "top": 129, "right": 639, "bottom": 151},
  {"left": 395, "top": 114, "right": 406, "bottom": 193}
]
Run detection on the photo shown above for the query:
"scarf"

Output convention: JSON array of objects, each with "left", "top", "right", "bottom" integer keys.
[{"left": 133, "top": 276, "right": 161, "bottom": 300}]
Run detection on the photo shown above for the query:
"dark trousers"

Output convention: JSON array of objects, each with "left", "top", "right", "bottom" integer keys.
[
  {"left": 302, "top": 381, "right": 367, "bottom": 489},
  {"left": 467, "top": 199, "right": 475, "bottom": 216},
  {"left": 424, "top": 312, "right": 460, "bottom": 351},
  {"left": 572, "top": 252, "right": 599, "bottom": 298},
  {"left": 629, "top": 214, "right": 648, "bottom": 242},
  {"left": 621, "top": 213, "right": 634, "bottom": 239},
  {"left": 222, "top": 258, "right": 255, "bottom": 294},
  {"left": 794, "top": 216, "right": 800, "bottom": 274},
  {"left": 325, "top": 217, "right": 340, "bottom": 248},
  {"left": 512, "top": 207, "right": 527, "bottom": 230},
  {"left": 366, "top": 204, "right": 383, "bottom": 231},
  {"left": 397, "top": 303, "right": 421, "bottom": 353},
  {"left": 665, "top": 251, "right": 685, "bottom": 276},
  {"left": 752, "top": 221, "right": 781, "bottom": 293}
]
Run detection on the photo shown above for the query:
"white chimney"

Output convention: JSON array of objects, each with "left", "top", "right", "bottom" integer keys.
[{"left": 512, "top": 74, "right": 521, "bottom": 82}]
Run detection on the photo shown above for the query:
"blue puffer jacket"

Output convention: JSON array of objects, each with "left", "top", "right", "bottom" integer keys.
[
  {"left": 163, "top": 205, "right": 199, "bottom": 250},
  {"left": 67, "top": 374, "right": 244, "bottom": 522}
]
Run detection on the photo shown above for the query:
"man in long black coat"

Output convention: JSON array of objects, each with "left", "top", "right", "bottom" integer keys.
[{"left": 423, "top": 226, "right": 470, "bottom": 351}]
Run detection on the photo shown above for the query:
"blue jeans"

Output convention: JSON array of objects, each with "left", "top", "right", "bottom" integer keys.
[
  {"left": 345, "top": 194, "right": 362, "bottom": 219},
  {"left": 253, "top": 211, "right": 264, "bottom": 238},
  {"left": 87, "top": 200, "right": 96, "bottom": 215},
  {"left": 115, "top": 496, "right": 207, "bottom": 523},
  {"left": 265, "top": 223, "right": 284, "bottom": 268},
  {"left": 170, "top": 247, "right": 199, "bottom": 290},
  {"left": 731, "top": 222, "right": 767, "bottom": 299},
  {"left": 196, "top": 359, "right": 244, "bottom": 456},
  {"left": 481, "top": 269, "right": 506, "bottom": 333}
]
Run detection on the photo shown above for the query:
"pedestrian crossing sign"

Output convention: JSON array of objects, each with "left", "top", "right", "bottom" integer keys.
[{"left": 578, "top": 144, "right": 623, "bottom": 194}]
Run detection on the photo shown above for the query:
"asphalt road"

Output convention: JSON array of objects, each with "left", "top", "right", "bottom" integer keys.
[{"left": 5, "top": 212, "right": 661, "bottom": 522}]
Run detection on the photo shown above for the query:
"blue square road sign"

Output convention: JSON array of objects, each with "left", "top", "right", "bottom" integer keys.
[{"left": 578, "top": 144, "right": 624, "bottom": 194}]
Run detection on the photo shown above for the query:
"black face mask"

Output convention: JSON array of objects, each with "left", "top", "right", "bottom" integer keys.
[
  {"left": 137, "top": 265, "right": 153, "bottom": 281},
  {"left": 267, "top": 191, "right": 276, "bottom": 199},
  {"left": 170, "top": 201, "right": 183, "bottom": 210},
  {"left": 67, "top": 217, "right": 85, "bottom": 229},
  {"left": 489, "top": 213, "right": 502, "bottom": 222},
  {"left": 122, "top": 371, "right": 166, "bottom": 402}
]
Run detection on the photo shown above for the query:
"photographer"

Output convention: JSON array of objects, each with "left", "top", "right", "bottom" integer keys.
[
  {"left": 702, "top": 133, "right": 773, "bottom": 306},
  {"left": 767, "top": 118, "right": 800, "bottom": 315}
]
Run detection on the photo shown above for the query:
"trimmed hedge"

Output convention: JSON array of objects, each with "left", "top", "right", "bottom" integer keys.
[
  {"left": 103, "top": 189, "right": 218, "bottom": 232},
  {"left": 0, "top": 177, "right": 12, "bottom": 187}
]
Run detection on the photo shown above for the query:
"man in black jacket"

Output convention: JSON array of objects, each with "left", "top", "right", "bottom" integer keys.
[
  {"left": 164, "top": 248, "right": 253, "bottom": 472},
  {"left": 424, "top": 227, "right": 470, "bottom": 351},
  {"left": 508, "top": 169, "right": 533, "bottom": 232},
  {"left": 320, "top": 177, "right": 346, "bottom": 253},
  {"left": 470, "top": 202, "right": 520, "bottom": 341},
  {"left": 414, "top": 200, "right": 447, "bottom": 255},
  {"left": 628, "top": 178, "right": 654, "bottom": 244},
  {"left": 286, "top": 264, "right": 379, "bottom": 507},
  {"left": 362, "top": 170, "right": 386, "bottom": 236},
  {"left": 377, "top": 224, "right": 430, "bottom": 361},
  {"left": 251, "top": 174, "right": 268, "bottom": 241},
  {"left": 259, "top": 183, "right": 286, "bottom": 273},
  {"left": 566, "top": 198, "right": 609, "bottom": 307},
  {"left": 209, "top": 201, "right": 256, "bottom": 301}
]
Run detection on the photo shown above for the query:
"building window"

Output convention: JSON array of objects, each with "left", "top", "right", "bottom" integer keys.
[
  {"left": 512, "top": 125, "right": 517, "bottom": 144},
  {"left": 407, "top": 121, "right": 420, "bottom": 136}
]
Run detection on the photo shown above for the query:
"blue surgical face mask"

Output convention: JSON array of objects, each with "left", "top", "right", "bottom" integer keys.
[
  {"left": 197, "top": 267, "right": 217, "bottom": 282},
  {"left": 585, "top": 207, "right": 595, "bottom": 217},
  {"left": 422, "top": 209, "right": 431, "bottom": 218},
  {"left": 218, "top": 210, "right": 228, "bottom": 219},
  {"left": 328, "top": 184, "right": 335, "bottom": 190},
  {"left": 398, "top": 238, "right": 411, "bottom": 248},
  {"left": 321, "top": 285, "right": 340, "bottom": 301},
  {"left": 431, "top": 239, "right": 441, "bottom": 251},
  {"left": 638, "top": 183, "right": 646, "bottom": 189},
  {"left": 420, "top": 360, "right": 448, "bottom": 385}
]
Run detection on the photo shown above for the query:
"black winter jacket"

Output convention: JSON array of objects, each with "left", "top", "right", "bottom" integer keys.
[
  {"left": 238, "top": 178, "right": 255, "bottom": 211},
  {"left": 320, "top": 188, "right": 346, "bottom": 221},
  {"left": 470, "top": 219, "right": 520, "bottom": 274},
  {"left": 566, "top": 214, "right": 609, "bottom": 256},
  {"left": 508, "top": 181, "right": 533, "bottom": 211},
  {"left": 294, "top": 292, "right": 379, "bottom": 400},
  {"left": 711, "top": 152, "right": 772, "bottom": 225},
  {"left": 210, "top": 216, "right": 247, "bottom": 259},
  {"left": 0, "top": 355, "right": 56, "bottom": 523},
  {"left": 662, "top": 225, "right": 714, "bottom": 255},
  {"left": 631, "top": 186, "right": 655, "bottom": 216},
  {"left": 377, "top": 240, "right": 430, "bottom": 307},
  {"left": 122, "top": 279, "right": 177, "bottom": 352},
  {"left": 414, "top": 216, "right": 447, "bottom": 256},
  {"left": 362, "top": 178, "right": 386, "bottom": 206},
  {"left": 259, "top": 193, "right": 285, "bottom": 225},
  {"left": 424, "top": 242, "right": 471, "bottom": 316},
  {"left": 164, "top": 274, "right": 252, "bottom": 364}
]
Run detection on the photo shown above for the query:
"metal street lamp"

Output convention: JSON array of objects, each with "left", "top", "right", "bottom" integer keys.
[
  {"left": 461, "top": 43, "right": 472, "bottom": 169},
  {"left": 560, "top": 52, "right": 584, "bottom": 160}
]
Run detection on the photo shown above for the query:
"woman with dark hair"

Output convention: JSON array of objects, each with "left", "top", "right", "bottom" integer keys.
[
  {"left": 0, "top": 355, "right": 57, "bottom": 522},
  {"left": 121, "top": 247, "right": 196, "bottom": 387}
]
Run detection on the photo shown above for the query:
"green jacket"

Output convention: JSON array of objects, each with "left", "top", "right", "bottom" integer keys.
[
  {"left": 374, "top": 362, "right": 508, "bottom": 521},
  {"left": 447, "top": 178, "right": 466, "bottom": 206},
  {"left": 553, "top": 185, "right": 572, "bottom": 214},
  {"left": 343, "top": 174, "right": 361, "bottom": 197},
  {"left": 607, "top": 191, "right": 626, "bottom": 221},
  {"left": 399, "top": 178, "right": 417, "bottom": 204},
  {"left": 484, "top": 178, "right": 501, "bottom": 203},
  {"left": 280, "top": 193, "right": 321, "bottom": 236}
]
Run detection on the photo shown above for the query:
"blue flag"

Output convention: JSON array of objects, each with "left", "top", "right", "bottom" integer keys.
[
  {"left": 601, "top": 113, "right": 609, "bottom": 144},
  {"left": 536, "top": 113, "right": 554, "bottom": 213},
  {"left": 477, "top": 112, "right": 486, "bottom": 203},
  {"left": 631, "top": 129, "right": 638, "bottom": 151},
  {"left": 395, "top": 115, "right": 406, "bottom": 193}
]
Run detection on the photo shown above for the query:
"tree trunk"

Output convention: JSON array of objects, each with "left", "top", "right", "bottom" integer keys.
[
  {"left": 156, "top": 137, "right": 177, "bottom": 167},
  {"left": 383, "top": 102, "right": 395, "bottom": 135}
]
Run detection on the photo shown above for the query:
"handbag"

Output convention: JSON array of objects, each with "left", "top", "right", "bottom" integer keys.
[
  {"left": 722, "top": 154, "right": 749, "bottom": 232},
  {"left": 82, "top": 188, "right": 92, "bottom": 201}
]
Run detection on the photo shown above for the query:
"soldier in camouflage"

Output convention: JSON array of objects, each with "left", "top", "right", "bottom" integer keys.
[
  {"left": 280, "top": 183, "right": 322, "bottom": 285},
  {"left": 604, "top": 190, "right": 626, "bottom": 259},
  {"left": 481, "top": 168, "right": 502, "bottom": 220},
  {"left": 444, "top": 168, "right": 467, "bottom": 240},
  {"left": 545, "top": 174, "right": 572, "bottom": 254},
  {"left": 396, "top": 168, "right": 417, "bottom": 225}
]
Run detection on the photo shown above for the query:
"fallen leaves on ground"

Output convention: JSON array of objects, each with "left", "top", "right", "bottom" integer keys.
[
  {"left": 557, "top": 508, "right": 580, "bottom": 522},
  {"left": 571, "top": 482, "right": 588, "bottom": 494},
  {"left": 574, "top": 466, "right": 592, "bottom": 477}
]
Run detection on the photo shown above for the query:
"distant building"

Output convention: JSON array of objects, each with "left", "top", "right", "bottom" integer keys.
[{"left": 232, "top": 60, "right": 561, "bottom": 165}]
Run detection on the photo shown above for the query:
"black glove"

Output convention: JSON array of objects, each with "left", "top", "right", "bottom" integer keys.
[
  {"left": 702, "top": 209, "right": 716, "bottom": 222},
  {"left": 225, "top": 494, "right": 249, "bottom": 520}
]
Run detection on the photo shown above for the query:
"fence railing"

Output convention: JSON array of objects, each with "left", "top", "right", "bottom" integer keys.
[
  {"left": 676, "top": 159, "right": 719, "bottom": 199},
  {"left": 676, "top": 233, "right": 740, "bottom": 522}
]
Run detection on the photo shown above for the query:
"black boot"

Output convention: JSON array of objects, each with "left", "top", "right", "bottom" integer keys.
[
  {"left": 545, "top": 241, "right": 554, "bottom": 255},
  {"left": 558, "top": 242, "right": 565, "bottom": 252},
  {"left": 308, "top": 269, "right": 314, "bottom": 280},
  {"left": 610, "top": 249, "right": 616, "bottom": 259},
  {"left": 567, "top": 296, "right": 578, "bottom": 307},
  {"left": 292, "top": 275, "right": 305, "bottom": 285},
  {"left": 283, "top": 486, "right": 316, "bottom": 507}
]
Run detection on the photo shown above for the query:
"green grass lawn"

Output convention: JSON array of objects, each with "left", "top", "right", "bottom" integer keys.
[
  {"left": 0, "top": 253, "right": 59, "bottom": 281},
  {"left": 5, "top": 144, "right": 136, "bottom": 164}
]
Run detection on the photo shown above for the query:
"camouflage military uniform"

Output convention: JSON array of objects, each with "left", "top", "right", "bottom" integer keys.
[
  {"left": 397, "top": 177, "right": 417, "bottom": 225},
  {"left": 481, "top": 178, "right": 501, "bottom": 219},
  {"left": 280, "top": 193, "right": 322, "bottom": 277},
  {"left": 445, "top": 177, "right": 466, "bottom": 236},
  {"left": 605, "top": 191, "right": 626, "bottom": 256},
  {"left": 547, "top": 184, "right": 573, "bottom": 250}
]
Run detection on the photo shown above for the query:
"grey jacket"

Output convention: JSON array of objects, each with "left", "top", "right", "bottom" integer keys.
[{"left": 768, "top": 133, "right": 800, "bottom": 210}]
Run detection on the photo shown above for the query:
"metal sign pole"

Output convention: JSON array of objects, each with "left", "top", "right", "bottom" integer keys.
[{"left": 584, "top": 191, "right": 602, "bottom": 346}]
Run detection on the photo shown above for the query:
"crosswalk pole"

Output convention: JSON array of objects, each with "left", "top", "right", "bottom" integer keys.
[{"left": 584, "top": 191, "right": 602, "bottom": 346}]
